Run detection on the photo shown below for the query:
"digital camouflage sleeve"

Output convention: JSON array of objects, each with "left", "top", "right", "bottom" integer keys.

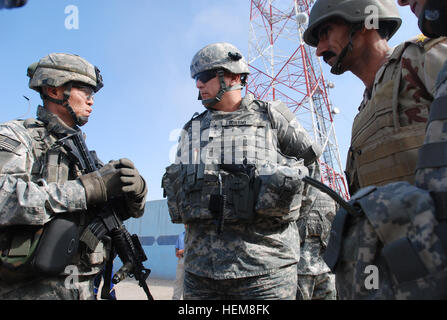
[{"left": 0, "top": 119, "right": 87, "bottom": 227}]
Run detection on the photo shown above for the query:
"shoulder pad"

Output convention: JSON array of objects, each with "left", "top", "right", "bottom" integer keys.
[
  {"left": 251, "top": 99, "right": 266, "bottom": 110},
  {"left": 267, "top": 100, "right": 296, "bottom": 123},
  {"left": 350, "top": 185, "right": 377, "bottom": 201}
]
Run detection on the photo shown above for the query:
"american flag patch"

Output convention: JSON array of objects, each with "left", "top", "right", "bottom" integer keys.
[{"left": 0, "top": 134, "right": 21, "bottom": 153}]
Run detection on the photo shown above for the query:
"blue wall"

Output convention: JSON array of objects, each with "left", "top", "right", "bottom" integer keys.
[{"left": 114, "top": 199, "right": 184, "bottom": 280}]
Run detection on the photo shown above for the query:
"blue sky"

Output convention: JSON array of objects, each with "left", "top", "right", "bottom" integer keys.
[{"left": 0, "top": 1, "right": 421, "bottom": 200}]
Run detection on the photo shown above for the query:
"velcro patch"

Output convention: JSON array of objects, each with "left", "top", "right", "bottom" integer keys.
[{"left": 0, "top": 134, "right": 21, "bottom": 153}]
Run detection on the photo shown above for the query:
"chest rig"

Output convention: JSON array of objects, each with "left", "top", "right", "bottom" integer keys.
[
  {"left": 24, "top": 118, "right": 81, "bottom": 184},
  {"left": 346, "top": 41, "right": 435, "bottom": 195},
  {"left": 163, "top": 98, "right": 307, "bottom": 229}
]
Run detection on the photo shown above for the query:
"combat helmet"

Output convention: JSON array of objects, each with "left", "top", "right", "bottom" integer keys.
[
  {"left": 303, "top": 0, "right": 402, "bottom": 75},
  {"left": 304, "top": 0, "right": 402, "bottom": 47},
  {"left": 0, "top": 0, "right": 27, "bottom": 9},
  {"left": 190, "top": 42, "right": 250, "bottom": 109},
  {"left": 27, "top": 53, "right": 103, "bottom": 126},
  {"left": 418, "top": 0, "right": 447, "bottom": 38}
]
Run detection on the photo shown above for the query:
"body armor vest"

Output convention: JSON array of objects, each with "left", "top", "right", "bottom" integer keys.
[
  {"left": 346, "top": 40, "right": 437, "bottom": 195},
  {"left": 163, "top": 97, "right": 308, "bottom": 226}
]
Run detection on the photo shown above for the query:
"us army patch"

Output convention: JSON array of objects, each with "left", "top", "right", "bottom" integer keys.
[{"left": 0, "top": 134, "right": 21, "bottom": 153}]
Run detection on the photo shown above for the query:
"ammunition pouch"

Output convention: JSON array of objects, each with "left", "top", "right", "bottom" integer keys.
[
  {"left": 298, "top": 215, "right": 324, "bottom": 240},
  {"left": 224, "top": 170, "right": 259, "bottom": 222},
  {"left": 163, "top": 160, "right": 307, "bottom": 225},
  {"left": 163, "top": 163, "right": 260, "bottom": 224},
  {"left": 255, "top": 161, "right": 308, "bottom": 222}
]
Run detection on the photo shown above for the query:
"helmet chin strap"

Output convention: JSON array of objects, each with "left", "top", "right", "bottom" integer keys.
[
  {"left": 199, "top": 70, "right": 243, "bottom": 110},
  {"left": 330, "top": 24, "right": 362, "bottom": 75},
  {"left": 41, "top": 82, "right": 87, "bottom": 127}
]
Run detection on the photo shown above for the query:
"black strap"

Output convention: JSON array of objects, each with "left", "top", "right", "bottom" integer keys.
[
  {"left": 323, "top": 208, "right": 349, "bottom": 272},
  {"left": 431, "top": 191, "right": 447, "bottom": 221},
  {"left": 382, "top": 237, "right": 428, "bottom": 284},
  {"left": 428, "top": 95, "right": 447, "bottom": 123},
  {"left": 416, "top": 141, "right": 447, "bottom": 169},
  {"left": 100, "top": 252, "right": 116, "bottom": 300}
]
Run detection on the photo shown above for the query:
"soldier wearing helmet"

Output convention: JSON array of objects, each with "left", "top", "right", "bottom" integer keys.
[
  {"left": 0, "top": 53, "right": 148, "bottom": 299},
  {"left": 0, "top": 0, "right": 27, "bottom": 9},
  {"left": 162, "top": 42, "right": 334, "bottom": 299},
  {"left": 305, "top": 0, "right": 447, "bottom": 195},
  {"left": 304, "top": 0, "right": 447, "bottom": 299}
]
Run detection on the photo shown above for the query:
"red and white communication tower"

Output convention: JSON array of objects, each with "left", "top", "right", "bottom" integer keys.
[{"left": 246, "top": 0, "right": 349, "bottom": 199}]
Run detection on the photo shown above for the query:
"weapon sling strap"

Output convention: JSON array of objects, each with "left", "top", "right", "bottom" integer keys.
[{"left": 101, "top": 251, "right": 115, "bottom": 300}]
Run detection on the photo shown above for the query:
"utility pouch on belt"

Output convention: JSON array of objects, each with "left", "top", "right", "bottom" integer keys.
[
  {"left": 31, "top": 213, "right": 80, "bottom": 275},
  {"left": 0, "top": 226, "right": 42, "bottom": 282}
]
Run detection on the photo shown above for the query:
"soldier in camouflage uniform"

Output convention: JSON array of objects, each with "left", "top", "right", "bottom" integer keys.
[
  {"left": 0, "top": 53, "right": 147, "bottom": 299},
  {"left": 296, "top": 188, "right": 337, "bottom": 300},
  {"left": 305, "top": 0, "right": 447, "bottom": 299},
  {"left": 162, "top": 42, "right": 334, "bottom": 299}
]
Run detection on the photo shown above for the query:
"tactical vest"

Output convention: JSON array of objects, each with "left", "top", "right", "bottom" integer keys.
[
  {"left": 346, "top": 39, "right": 442, "bottom": 194},
  {"left": 325, "top": 182, "right": 447, "bottom": 299},
  {"left": 162, "top": 98, "right": 310, "bottom": 226},
  {"left": 0, "top": 118, "right": 102, "bottom": 282}
]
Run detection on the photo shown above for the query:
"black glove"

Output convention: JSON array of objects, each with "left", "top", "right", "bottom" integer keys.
[{"left": 79, "top": 160, "right": 123, "bottom": 205}]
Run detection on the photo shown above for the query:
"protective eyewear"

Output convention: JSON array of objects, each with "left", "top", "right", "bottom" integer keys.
[
  {"left": 194, "top": 70, "right": 217, "bottom": 84},
  {"left": 72, "top": 84, "right": 95, "bottom": 100}
]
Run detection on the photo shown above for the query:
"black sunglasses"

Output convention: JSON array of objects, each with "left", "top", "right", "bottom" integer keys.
[{"left": 194, "top": 69, "right": 217, "bottom": 83}]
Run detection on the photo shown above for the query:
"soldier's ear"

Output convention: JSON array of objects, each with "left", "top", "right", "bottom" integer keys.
[
  {"left": 43, "top": 86, "right": 63, "bottom": 99},
  {"left": 229, "top": 73, "right": 241, "bottom": 86}
]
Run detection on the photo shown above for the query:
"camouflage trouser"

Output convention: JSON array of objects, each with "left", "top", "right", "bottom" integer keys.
[
  {"left": 184, "top": 264, "right": 297, "bottom": 300},
  {"left": 0, "top": 275, "right": 96, "bottom": 300},
  {"left": 296, "top": 272, "right": 337, "bottom": 300}
]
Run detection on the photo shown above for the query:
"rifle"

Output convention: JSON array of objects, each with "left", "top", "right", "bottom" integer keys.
[
  {"left": 57, "top": 131, "right": 154, "bottom": 300},
  {"left": 302, "top": 175, "right": 358, "bottom": 216}
]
